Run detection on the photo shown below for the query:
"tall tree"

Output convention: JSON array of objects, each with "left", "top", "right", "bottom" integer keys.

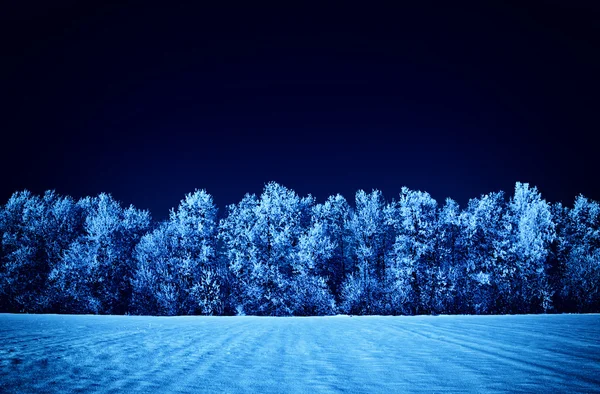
[
  {"left": 311, "top": 194, "right": 354, "bottom": 300},
  {"left": 386, "top": 187, "right": 438, "bottom": 314},
  {"left": 291, "top": 221, "right": 336, "bottom": 315},
  {"left": 507, "top": 183, "right": 556, "bottom": 312},
  {"left": 432, "top": 198, "right": 465, "bottom": 314},
  {"left": 462, "top": 191, "right": 512, "bottom": 314},
  {"left": 341, "top": 190, "right": 389, "bottom": 314},
  {"left": 220, "top": 182, "right": 323, "bottom": 316},
  {"left": 132, "top": 190, "right": 222, "bottom": 316},
  {"left": 0, "top": 191, "right": 85, "bottom": 312},
  {"left": 548, "top": 202, "right": 570, "bottom": 311},
  {"left": 0, "top": 191, "right": 46, "bottom": 311},
  {"left": 560, "top": 195, "right": 600, "bottom": 312},
  {"left": 50, "top": 194, "right": 150, "bottom": 314}
]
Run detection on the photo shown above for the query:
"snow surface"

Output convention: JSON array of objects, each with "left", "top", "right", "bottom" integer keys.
[{"left": 1, "top": 314, "right": 599, "bottom": 393}]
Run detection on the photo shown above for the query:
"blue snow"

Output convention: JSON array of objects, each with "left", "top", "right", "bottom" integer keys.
[{"left": 1, "top": 314, "right": 600, "bottom": 393}]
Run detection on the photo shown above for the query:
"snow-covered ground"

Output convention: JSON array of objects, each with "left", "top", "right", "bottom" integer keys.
[{"left": 1, "top": 314, "right": 599, "bottom": 393}]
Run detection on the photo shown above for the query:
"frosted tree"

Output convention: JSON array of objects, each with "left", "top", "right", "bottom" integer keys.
[
  {"left": 385, "top": 187, "right": 438, "bottom": 314},
  {"left": 560, "top": 195, "right": 600, "bottom": 312},
  {"left": 168, "top": 189, "right": 222, "bottom": 314},
  {"left": 461, "top": 191, "right": 511, "bottom": 314},
  {"left": 341, "top": 189, "right": 389, "bottom": 314},
  {"left": 218, "top": 193, "right": 260, "bottom": 315},
  {"left": 0, "top": 191, "right": 85, "bottom": 312},
  {"left": 50, "top": 194, "right": 150, "bottom": 314},
  {"left": 132, "top": 190, "right": 222, "bottom": 316},
  {"left": 291, "top": 221, "right": 336, "bottom": 315},
  {"left": 220, "top": 182, "right": 319, "bottom": 316},
  {"left": 0, "top": 191, "right": 47, "bottom": 311},
  {"left": 130, "top": 223, "right": 175, "bottom": 315},
  {"left": 311, "top": 194, "right": 354, "bottom": 300},
  {"left": 432, "top": 198, "right": 465, "bottom": 314},
  {"left": 547, "top": 202, "right": 570, "bottom": 310},
  {"left": 507, "top": 183, "right": 555, "bottom": 312}
]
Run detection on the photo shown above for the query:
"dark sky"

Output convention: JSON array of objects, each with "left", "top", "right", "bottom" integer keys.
[{"left": 1, "top": 1, "right": 599, "bottom": 219}]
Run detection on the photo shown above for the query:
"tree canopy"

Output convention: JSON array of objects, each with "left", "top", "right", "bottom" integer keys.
[{"left": 1, "top": 182, "right": 598, "bottom": 316}]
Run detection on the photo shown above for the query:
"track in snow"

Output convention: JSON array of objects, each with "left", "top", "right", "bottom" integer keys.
[{"left": 1, "top": 314, "right": 599, "bottom": 393}]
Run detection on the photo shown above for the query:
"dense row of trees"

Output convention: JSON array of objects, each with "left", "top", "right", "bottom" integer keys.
[{"left": 0, "top": 182, "right": 598, "bottom": 316}]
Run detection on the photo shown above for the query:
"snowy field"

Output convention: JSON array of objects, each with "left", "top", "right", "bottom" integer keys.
[{"left": 1, "top": 314, "right": 599, "bottom": 393}]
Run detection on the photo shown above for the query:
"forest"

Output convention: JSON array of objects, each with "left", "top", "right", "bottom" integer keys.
[{"left": 0, "top": 182, "right": 598, "bottom": 316}]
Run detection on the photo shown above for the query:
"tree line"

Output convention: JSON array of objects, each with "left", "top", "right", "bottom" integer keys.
[{"left": 0, "top": 182, "right": 598, "bottom": 316}]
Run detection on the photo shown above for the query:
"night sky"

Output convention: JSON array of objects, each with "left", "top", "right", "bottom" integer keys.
[{"left": 1, "top": 2, "right": 599, "bottom": 220}]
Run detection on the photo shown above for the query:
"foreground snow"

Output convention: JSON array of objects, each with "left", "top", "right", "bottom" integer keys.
[{"left": 1, "top": 314, "right": 599, "bottom": 393}]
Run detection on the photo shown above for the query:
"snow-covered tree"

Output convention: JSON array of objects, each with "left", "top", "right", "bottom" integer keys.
[
  {"left": 220, "top": 182, "right": 323, "bottom": 316},
  {"left": 50, "top": 194, "right": 150, "bottom": 314},
  {"left": 341, "top": 190, "right": 389, "bottom": 314},
  {"left": 311, "top": 194, "right": 354, "bottom": 300},
  {"left": 0, "top": 191, "right": 85, "bottom": 312},
  {"left": 386, "top": 187, "right": 438, "bottom": 314},
  {"left": 0, "top": 191, "right": 47, "bottom": 311},
  {"left": 547, "top": 202, "right": 570, "bottom": 310},
  {"left": 291, "top": 221, "right": 336, "bottom": 315},
  {"left": 432, "top": 198, "right": 465, "bottom": 314},
  {"left": 461, "top": 191, "right": 512, "bottom": 314},
  {"left": 560, "top": 195, "right": 600, "bottom": 312},
  {"left": 507, "top": 183, "right": 555, "bottom": 312},
  {"left": 131, "top": 190, "right": 222, "bottom": 316}
]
